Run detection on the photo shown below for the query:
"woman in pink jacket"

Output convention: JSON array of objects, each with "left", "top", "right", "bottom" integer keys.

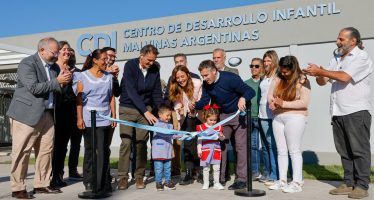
[{"left": 267, "top": 55, "right": 311, "bottom": 193}]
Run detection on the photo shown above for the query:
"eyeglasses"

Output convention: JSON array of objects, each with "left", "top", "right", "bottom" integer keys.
[
  {"left": 46, "top": 48, "right": 59, "bottom": 57},
  {"left": 250, "top": 64, "right": 260, "bottom": 68}
]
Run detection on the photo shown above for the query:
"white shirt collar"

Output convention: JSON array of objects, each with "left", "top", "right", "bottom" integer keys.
[
  {"left": 348, "top": 46, "right": 360, "bottom": 57},
  {"left": 214, "top": 71, "right": 220, "bottom": 83},
  {"left": 139, "top": 64, "right": 148, "bottom": 77},
  {"left": 139, "top": 64, "right": 148, "bottom": 72}
]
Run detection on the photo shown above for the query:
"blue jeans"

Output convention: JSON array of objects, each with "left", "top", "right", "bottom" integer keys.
[
  {"left": 154, "top": 160, "right": 171, "bottom": 183},
  {"left": 251, "top": 118, "right": 261, "bottom": 176},
  {"left": 260, "top": 118, "right": 278, "bottom": 181}
]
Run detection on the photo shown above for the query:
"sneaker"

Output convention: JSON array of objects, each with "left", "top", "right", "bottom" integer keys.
[
  {"left": 252, "top": 173, "right": 262, "bottom": 181},
  {"left": 164, "top": 181, "right": 176, "bottom": 190},
  {"left": 258, "top": 175, "right": 269, "bottom": 183},
  {"left": 282, "top": 182, "right": 302, "bottom": 193},
  {"left": 156, "top": 182, "right": 164, "bottom": 191},
  {"left": 213, "top": 182, "right": 224, "bottom": 190},
  {"left": 268, "top": 180, "right": 286, "bottom": 190},
  {"left": 202, "top": 182, "right": 209, "bottom": 190},
  {"left": 264, "top": 180, "right": 276, "bottom": 186},
  {"left": 348, "top": 187, "right": 368, "bottom": 199},
  {"left": 329, "top": 184, "right": 353, "bottom": 195},
  {"left": 69, "top": 171, "right": 83, "bottom": 181}
]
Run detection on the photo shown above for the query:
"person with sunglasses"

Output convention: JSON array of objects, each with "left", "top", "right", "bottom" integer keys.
[{"left": 244, "top": 58, "right": 265, "bottom": 181}]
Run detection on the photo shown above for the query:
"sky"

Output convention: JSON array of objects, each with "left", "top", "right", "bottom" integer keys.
[{"left": 0, "top": 0, "right": 275, "bottom": 38}]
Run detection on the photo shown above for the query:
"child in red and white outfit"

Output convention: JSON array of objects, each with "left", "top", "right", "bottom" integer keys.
[{"left": 196, "top": 104, "right": 225, "bottom": 190}]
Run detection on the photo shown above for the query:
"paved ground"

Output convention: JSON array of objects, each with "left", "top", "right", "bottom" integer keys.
[{"left": 0, "top": 162, "right": 372, "bottom": 200}]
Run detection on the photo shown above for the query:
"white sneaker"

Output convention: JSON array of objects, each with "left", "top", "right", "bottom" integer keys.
[
  {"left": 264, "top": 180, "right": 276, "bottom": 186},
  {"left": 268, "top": 180, "right": 286, "bottom": 190},
  {"left": 252, "top": 174, "right": 262, "bottom": 181},
  {"left": 213, "top": 182, "right": 224, "bottom": 190},
  {"left": 282, "top": 182, "right": 302, "bottom": 193},
  {"left": 299, "top": 180, "right": 304, "bottom": 187},
  {"left": 202, "top": 182, "right": 209, "bottom": 190}
]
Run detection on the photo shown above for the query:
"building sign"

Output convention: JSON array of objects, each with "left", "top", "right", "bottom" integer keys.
[{"left": 77, "top": 1, "right": 340, "bottom": 56}]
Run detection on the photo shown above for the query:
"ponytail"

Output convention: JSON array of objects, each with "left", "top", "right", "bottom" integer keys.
[{"left": 82, "top": 49, "right": 104, "bottom": 71}]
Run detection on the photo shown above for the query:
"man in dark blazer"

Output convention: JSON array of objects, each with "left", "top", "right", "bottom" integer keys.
[
  {"left": 213, "top": 48, "right": 240, "bottom": 75},
  {"left": 7, "top": 37, "right": 71, "bottom": 199}
]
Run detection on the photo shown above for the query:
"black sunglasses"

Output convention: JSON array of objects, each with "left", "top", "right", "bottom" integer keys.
[{"left": 250, "top": 64, "right": 260, "bottom": 68}]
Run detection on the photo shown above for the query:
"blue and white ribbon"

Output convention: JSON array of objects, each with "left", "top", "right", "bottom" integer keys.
[{"left": 98, "top": 110, "right": 241, "bottom": 140}]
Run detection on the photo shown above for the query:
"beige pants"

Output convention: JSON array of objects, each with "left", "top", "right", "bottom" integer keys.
[{"left": 10, "top": 111, "right": 55, "bottom": 192}]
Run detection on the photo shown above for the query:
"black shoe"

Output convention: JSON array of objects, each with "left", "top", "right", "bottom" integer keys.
[
  {"left": 196, "top": 169, "right": 203, "bottom": 184},
  {"left": 228, "top": 181, "right": 246, "bottom": 190},
  {"left": 50, "top": 175, "right": 67, "bottom": 188},
  {"left": 209, "top": 180, "right": 214, "bottom": 187},
  {"left": 149, "top": 170, "right": 155, "bottom": 177},
  {"left": 179, "top": 169, "right": 194, "bottom": 185},
  {"left": 69, "top": 171, "right": 83, "bottom": 181},
  {"left": 171, "top": 171, "right": 181, "bottom": 177}
]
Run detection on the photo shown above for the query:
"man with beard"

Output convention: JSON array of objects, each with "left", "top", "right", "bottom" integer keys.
[
  {"left": 7, "top": 37, "right": 72, "bottom": 199},
  {"left": 304, "top": 27, "right": 372, "bottom": 199}
]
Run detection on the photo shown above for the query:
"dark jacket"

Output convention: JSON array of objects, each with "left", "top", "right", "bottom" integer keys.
[
  {"left": 195, "top": 71, "right": 255, "bottom": 114},
  {"left": 119, "top": 58, "right": 162, "bottom": 113}
]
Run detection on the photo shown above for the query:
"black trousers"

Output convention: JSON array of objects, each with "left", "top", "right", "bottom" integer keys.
[
  {"left": 181, "top": 117, "right": 200, "bottom": 170},
  {"left": 332, "top": 110, "right": 371, "bottom": 190},
  {"left": 68, "top": 129, "right": 83, "bottom": 173},
  {"left": 52, "top": 103, "right": 81, "bottom": 176},
  {"left": 83, "top": 126, "right": 111, "bottom": 191}
]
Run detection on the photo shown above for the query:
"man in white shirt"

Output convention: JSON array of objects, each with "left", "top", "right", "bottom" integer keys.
[{"left": 304, "top": 27, "right": 372, "bottom": 199}]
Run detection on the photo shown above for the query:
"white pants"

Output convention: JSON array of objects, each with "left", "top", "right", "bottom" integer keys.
[{"left": 273, "top": 114, "right": 307, "bottom": 183}]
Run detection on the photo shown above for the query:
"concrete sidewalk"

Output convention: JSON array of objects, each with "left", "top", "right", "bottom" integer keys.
[{"left": 0, "top": 164, "right": 372, "bottom": 200}]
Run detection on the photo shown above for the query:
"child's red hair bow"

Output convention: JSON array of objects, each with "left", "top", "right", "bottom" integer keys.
[{"left": 203, "top": 103, "right": 220, "bottom": 110}]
